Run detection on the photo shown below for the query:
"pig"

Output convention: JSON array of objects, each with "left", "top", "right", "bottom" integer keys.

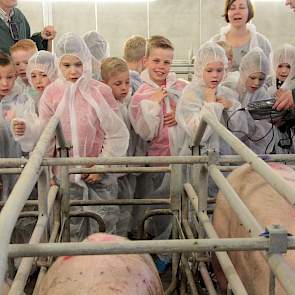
[
  {"left": 213, "top": 163, "right": 295, "bottom": 295},
  {"left": 37, "top": 233, "right": 164, "bottom": 295}
]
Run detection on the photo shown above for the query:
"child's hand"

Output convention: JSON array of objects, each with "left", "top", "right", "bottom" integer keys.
[
  {"left": 164, "top": 109, "right": 177, "bottom": 127},
  {"left": 50, "top": 176, "right": 57, "bottom": 186},
  {"left": 216, "top": 97, "right": 233, "bottom": 109},
  {"left": 82, "top": 173, "right": 102, "bottom": 184},
  {"left": 150, "top": 86, "right": 167, "bottom": 103},
  {"left": 204, "top": 88, "right": 217, "bottom": 103},
  {"left": 41, "top": 25, "right": 56, "bottom": 41},
  {"left": 12, "top": 118, "right": 26, "bottom": 136},
  {"left": 273, "top": 89, "right": 294, "bottom": 111}
]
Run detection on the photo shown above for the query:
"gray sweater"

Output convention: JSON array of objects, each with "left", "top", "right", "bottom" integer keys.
[{"left": 0, "top": 8, "right": 47, "bottom": 54}]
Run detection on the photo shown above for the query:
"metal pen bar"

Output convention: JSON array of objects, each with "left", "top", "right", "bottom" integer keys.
[
  {"left": 42, "top": 156, "right": 209, "bottom": 166},
  {"left": 202, "top": 109, "right": 295, "bottom": 207},
  {"left": 181, "top": 254, "right": 199, "bottom": 295},
  {"left": 0, "top": 168, "right": 23, "bottom": 174},
  {"left": 184, "top": 183, "right": 248, "bottom": 295},
  {"left": 181, "top": 216, "right": 218, "bottom": 295},
  {"left": 199, "top": 262, "right": 218, "bottom": 295},
  {"left": 209, "top": 165, "right": 263, "bottom": 236},
  {"left": 1, "top": 154, "right": 295, "bottom": 168},
  {"left": 1, "top": 199, "right": 171, "bottom": 208},
  {"left": 69, "top": 166, "right": 171, "bottom": 174},
  {"left": 0, "top": 115, "right": 60, "bottom": 294},
  {"left": 70, "top": 199, "right": 171, "bottom": 206},
  {"left": 9, "top": 185, "right": 58, "bottom": 295},
  {"left": 192, "top": 120, "right": 208, "bottom": 148},
  {"left": 198, "top": 212, "right": 248, "bottom": 295},
  {"left": 8, "top": 237, "right": 295, "bottom": 258}
]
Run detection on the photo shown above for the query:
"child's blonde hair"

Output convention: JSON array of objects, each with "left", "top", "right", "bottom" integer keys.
[
  {"left": 10, "top": 39, "right": 38, "bottom": 54},
  {"left": 123, "top": 35, "right": 146, "bottom": 63},
  {"left": 146, "top": 35, "right": 174, "bottom": 57},
  {"left": 101, "top": 57, "right": 129, "bottom": 81}
]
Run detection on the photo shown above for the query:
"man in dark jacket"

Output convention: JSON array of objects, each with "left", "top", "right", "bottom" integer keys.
[{"left": 0, "top": 0, "right": 56, "bottom": 54}]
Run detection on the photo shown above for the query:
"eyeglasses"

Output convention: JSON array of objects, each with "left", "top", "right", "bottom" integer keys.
[{"left": 8, "top": 21, "right": 20, "bottom": 41}]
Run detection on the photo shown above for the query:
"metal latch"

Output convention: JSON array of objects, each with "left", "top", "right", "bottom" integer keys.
[{"left": 266, "top": 224, "right": 288, "bottom": 254}]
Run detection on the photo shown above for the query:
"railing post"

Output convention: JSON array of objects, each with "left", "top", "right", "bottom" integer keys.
[{"left": 55, "top": 123, "right": 71, "bottom": 242}]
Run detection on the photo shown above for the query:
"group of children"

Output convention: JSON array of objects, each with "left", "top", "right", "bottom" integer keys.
[{"left": 1, "top": 30, "right": 295, "bottom": 268}]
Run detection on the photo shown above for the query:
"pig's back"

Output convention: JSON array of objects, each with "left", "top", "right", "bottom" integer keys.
[
  {"left": 38, "top": 233, "right": 164, "bottom": 295},
  {"left": 213, "top": 163, "right": 295, "bottom": 295}
]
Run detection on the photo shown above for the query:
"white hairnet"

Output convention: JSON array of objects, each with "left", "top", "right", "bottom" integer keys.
[
  {"left": 83, "top": 31, "right": 110, "bottom": 62},
  {"left": 194, "top": 41, "right": 228, "bottom": 85},
  {"left": 238, "top": 48, "right": 270, "bottom": 93},
  {"left": 271, "top": 44, "right": 295, "bottom": 90},
  {"left": 55, "top": 32, "right": 93, "bottom": 79},
  {"left": 26, "top": 50, "right": 58, "bottom": 87}
]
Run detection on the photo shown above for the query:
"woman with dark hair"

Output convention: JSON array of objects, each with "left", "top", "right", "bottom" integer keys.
[{"left": 211, "top": 0, "right": 272, "bottom": 71}]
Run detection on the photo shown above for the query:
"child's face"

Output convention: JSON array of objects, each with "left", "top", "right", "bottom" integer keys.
[
  {"left": 0, "top": 64, "right": 16, "bottom": 98},
  {"left": 203, "top": 62, "right": 225, "bottom": 88},
  {"left": 144, "top": 48, "right": 173, "bottom": 86},
  {"left": 245, "top": 72, "right": 266, "bottom": 93},
  {"left": 30, "top": 69, "right": 51, "bottom": 93},
  {"left": 105, "top": 71, "right": 130, "bottom": 102},
  {"left": 11, "top": 49, "right": 35, "bottom": 83},
  {"left": 59, "top": 55, "right": 83, "bottom": 83},
  {"left": 276, "top": 63, "right": 291, "bottom": 82}
]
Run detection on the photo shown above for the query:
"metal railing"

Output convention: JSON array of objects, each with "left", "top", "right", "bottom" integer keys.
[{"left": 0, "top": 109, "right": 295, "bottom": 294}]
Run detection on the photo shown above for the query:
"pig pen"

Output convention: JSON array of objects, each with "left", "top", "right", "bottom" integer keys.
[{"left": 0, "top": 111, "right": 295, "bottom": 294}]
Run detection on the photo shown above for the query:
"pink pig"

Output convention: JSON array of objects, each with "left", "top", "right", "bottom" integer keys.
[
  {"left": 213, "top": 163, "right": 295, "bottom": 295},
  {"left": 37, "top": 233, "right": 164, "bottom": 295}
]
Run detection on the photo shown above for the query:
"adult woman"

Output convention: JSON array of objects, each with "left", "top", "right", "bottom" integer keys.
[{"left": 211, "top": 0, "right": 272, "bottom": 71}]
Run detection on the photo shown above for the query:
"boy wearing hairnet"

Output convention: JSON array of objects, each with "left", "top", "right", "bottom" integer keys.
[{"left": 12, "top": 33, "right": 129, "bottom": 240}]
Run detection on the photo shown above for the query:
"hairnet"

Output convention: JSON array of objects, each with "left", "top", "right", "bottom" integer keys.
[
  {"left": 83, "top": 31, "right": 110, "bottom": 62},
  {"left": 238, "top": 47, "right": 270, "bottom": 93},
  {"left": 26, "top": 50, "right": 58, "bottom": 86},
  {"left": 271, "top": 43, "right": 295, "bottom": 90},
  {"left": 55, "top": 32, "right": 93, "bottom": 79},
  {"left": 194, "top": 41, "right": 228, "bottom": 85}
]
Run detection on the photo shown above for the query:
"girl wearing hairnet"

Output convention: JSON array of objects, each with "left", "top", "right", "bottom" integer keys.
[
  {"left": 211, "top": 0, "right": 272, "bottom": 72},
  {"left": 83, "top": 31, "right": 110, "bottom": 81},
  {"left": 11, "top": 51, "right": 57, "bottom": 152},
  {"left": 267, "top": 44, "right": 295, "bottom": 153},
  {"left": 13, "top": 33, "right": 129, "bottom": 239},
  {"left": 235, "top": 48, "right": 274, "bottom": 154},
  {"left": 176, "top": 41, "right": 243, "bottom": 157},
  {"left": 26, "top": 50, "right": 58, "bottom": 110},
  {"left": 268, "top": 44, "right": 295, "bottom": 97}
]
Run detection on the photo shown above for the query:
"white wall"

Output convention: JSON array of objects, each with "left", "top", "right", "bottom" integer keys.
[{"left": 18, "top": 0, "right": 295, "bottom": 59}]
